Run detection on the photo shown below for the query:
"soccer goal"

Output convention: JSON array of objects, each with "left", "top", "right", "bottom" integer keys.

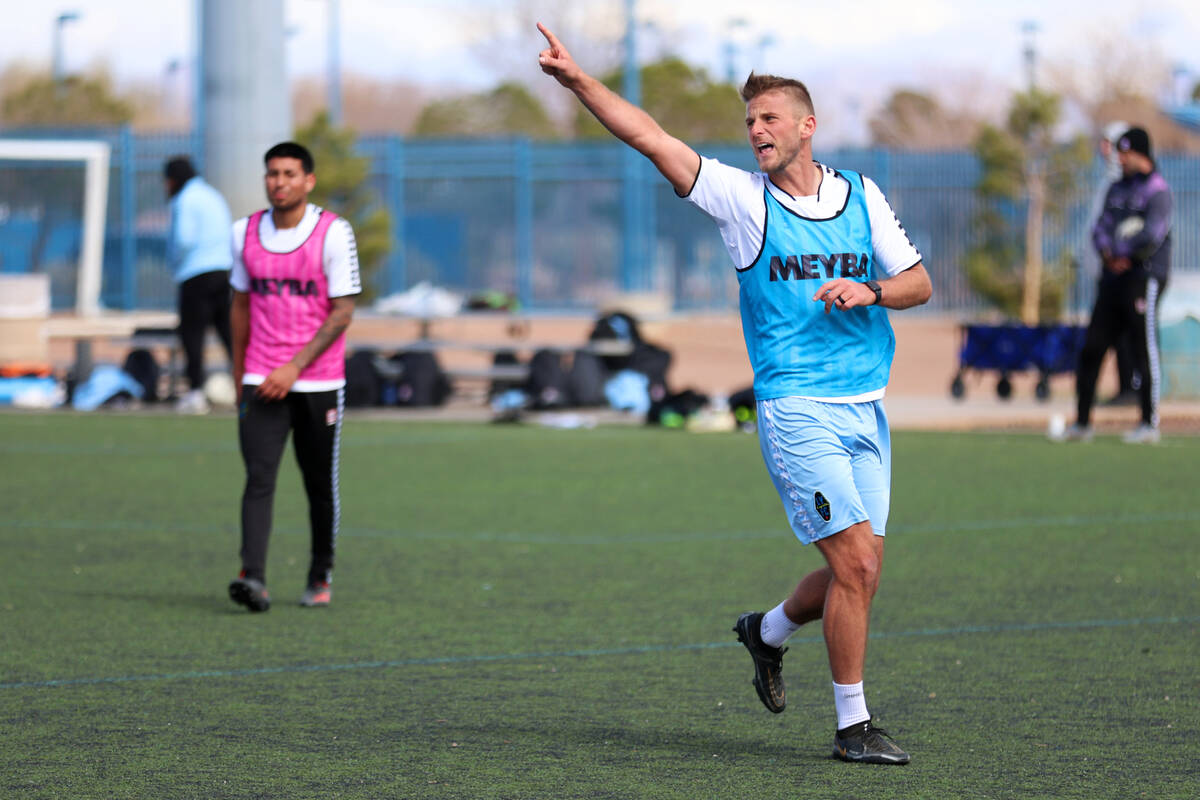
[{"left": 0, "top": 139, "right": 109, "bottom": 315}]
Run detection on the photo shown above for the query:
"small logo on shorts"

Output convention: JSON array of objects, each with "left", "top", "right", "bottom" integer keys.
[
  {"left": 326, "top": 408, "right": 338, "bottom": 426},
  {"left": 814, "top": 492, "right": 831, "bottom": 522}
]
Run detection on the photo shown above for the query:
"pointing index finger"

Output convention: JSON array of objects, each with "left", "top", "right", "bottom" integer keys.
[
  {"left": 537, "top": 22, "right": 562, "bottom": 51},
  {"left": 537, "top": 21, "right": 568, "bottom": 56}
]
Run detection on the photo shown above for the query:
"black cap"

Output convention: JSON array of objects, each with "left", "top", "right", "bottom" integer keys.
[{"left": 1116, "top": 127, "right": 1151, "bottom": 160}]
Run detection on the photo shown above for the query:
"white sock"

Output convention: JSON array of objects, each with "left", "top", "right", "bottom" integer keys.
[
  {"left": 759, "top": 602, "right": 801, "bottom": 648},
  {"left": 833, "top": 681, "right": 870, "bottom": 730}
]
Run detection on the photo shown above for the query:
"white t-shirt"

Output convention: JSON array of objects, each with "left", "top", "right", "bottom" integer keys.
[
  {"left": 230, "top": 204, "right": 361, "bottom": 392},
  {"left": 684, "top": 157, "right": 922, "bottom": 275},
  {"left": 230, "top": 203, "right": 361, "bottom": 298}
]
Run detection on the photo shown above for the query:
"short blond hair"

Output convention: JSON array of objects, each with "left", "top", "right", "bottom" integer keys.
[{"left": 740, "top": 73, "right": 815, "bottom": 117}]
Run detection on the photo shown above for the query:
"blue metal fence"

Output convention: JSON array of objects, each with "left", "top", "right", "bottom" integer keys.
[{"left": 2, "top": 126, "right": 1197, "bottom": 314}]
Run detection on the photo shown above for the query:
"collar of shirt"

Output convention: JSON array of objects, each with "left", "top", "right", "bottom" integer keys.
[{"left": 764, "top": 163, "right": 849, "bottom": 220}]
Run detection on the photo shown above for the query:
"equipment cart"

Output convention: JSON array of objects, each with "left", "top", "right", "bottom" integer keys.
[{"left": 949, "top": 323, "right": 1086, "bottom": 401}]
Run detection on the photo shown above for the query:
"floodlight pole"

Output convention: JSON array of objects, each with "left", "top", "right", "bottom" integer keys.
[
  {"left": 723, "top": 18, "right": 748, "bottom": 84},
  {"left": 327, "top": 0, "right": 342, "bottom": 125},
  {"left": 52, "top": 11, "right": 80, "bottom": 85},
  {"left": 622, "top": 0, "right": 640, "bottom": 108},
  {"left": 192, "top": 0, "right": 208, "bottom": 169},
  {"left": 620, "top": 0, "right": 645, "bottom": 293},
  {"left": 1021, "top": 20, "right": 1039, "bottom": 91},
  {"left": 756, "top": 34, "right": 775, "bottom": 74}
]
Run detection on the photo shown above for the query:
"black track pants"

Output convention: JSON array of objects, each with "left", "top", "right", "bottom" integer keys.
[
  {"left": 1075, "top": 274, "right": 1164, "bottom": 428},
  {"left": 237, "top": 387, "right": 344, "bottom": 585},
  {"left": 178, "top": 270, "right": 234, "bottom": 390}
]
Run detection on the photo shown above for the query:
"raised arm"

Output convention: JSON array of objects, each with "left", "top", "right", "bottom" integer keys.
[{"left": 537, "top": 22, "right": 700, "bottom": 195}]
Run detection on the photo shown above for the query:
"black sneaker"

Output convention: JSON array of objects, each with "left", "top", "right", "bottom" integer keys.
[
  {"left": 229, "top": 574, "right": 271, "bottom": 612},
  {"left": 733, "top": 611, "right": 787, "bottom": 713},
  {"left": 832, "top": 721, "right": 910, "bottom": 764}
]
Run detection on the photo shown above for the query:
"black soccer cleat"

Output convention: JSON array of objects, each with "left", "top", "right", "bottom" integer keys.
[
  {"left": 229, "top": 574, "right": 271, "bottom": 612},
  {"left": 832, "top": 721, "right": 911, "bottom": 764},
  {"left": 733, "top": 611, "right": 787, "bottom": 713}
]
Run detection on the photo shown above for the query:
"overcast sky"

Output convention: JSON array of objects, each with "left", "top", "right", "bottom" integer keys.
[{"left": 5, "top": 0, "right": 1198, "bottom": 139}]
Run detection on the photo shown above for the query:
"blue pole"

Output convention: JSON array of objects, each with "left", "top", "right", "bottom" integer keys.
[
  {"left": 387, "top": 135, "right": 406, "bottom": 294},
  {"left": 875, "top": 148, "right": 890, "bottom": 198},
  {"left": 514, "top": 138, "right": 534, "bottom": 309},
  {"left": 620, "top": 0, "right": 642, "bottom": 292},
  {"left": 643, "top": 163, "right": 657, "bottom": 296},
  {"left": 120, "top": 125, "right": 136, "bottom": 309}
]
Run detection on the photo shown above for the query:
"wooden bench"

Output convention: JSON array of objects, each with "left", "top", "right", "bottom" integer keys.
[
  {"left": 43, "top": 314, "right": 234, "bottom": 400},
  {"left": 45, "top": 313, "right": 635, "bottom": 403},
  {"left": 44, "top": 312, "right": 179, "bottom": 379}
]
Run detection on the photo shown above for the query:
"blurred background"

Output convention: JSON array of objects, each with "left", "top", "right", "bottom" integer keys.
[{"left": 0, "top": 0, "right": 1198, "bottom": 320}]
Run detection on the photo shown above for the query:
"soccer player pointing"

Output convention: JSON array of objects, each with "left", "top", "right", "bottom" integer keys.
[{"left": 540, "top": 24, "right": 931, "bottom": 763}]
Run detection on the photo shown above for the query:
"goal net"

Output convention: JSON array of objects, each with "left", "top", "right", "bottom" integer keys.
[{"left": 0, "top": 139, "right": 109, "bottom": 315}]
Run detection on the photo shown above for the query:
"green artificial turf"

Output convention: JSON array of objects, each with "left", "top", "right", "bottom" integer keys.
[{"left": 1, "top": 412, "right": 1197, "bottom": 799}]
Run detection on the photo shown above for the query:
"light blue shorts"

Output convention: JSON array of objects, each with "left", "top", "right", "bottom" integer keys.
[{"left": 756, "top": 397, "right": 891, "bottom": 544}]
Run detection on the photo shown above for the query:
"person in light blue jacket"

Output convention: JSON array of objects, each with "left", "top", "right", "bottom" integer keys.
[{"left": 164, "top": 156, "right": 234, "bottom": 413}]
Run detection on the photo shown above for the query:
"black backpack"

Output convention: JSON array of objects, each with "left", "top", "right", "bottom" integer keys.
[
  {"left": 567, "top": 348, "right": 608, "bottom": 407},
  {"left": 648, "top": 388, "right": 709, "bottom": 426},
  {"left": 344, "top": 350, "right": 382, "bottom": 407},
  {"left": 627, "top": 342, "right": 671, "bottom": 404},
  {"left": 393, "top": 351, "right": 452, "bottom": 407},
  {"left": 728, "top": 385, "right": 757, "bottom": 430},
  {"left": 526, "top": 348, "right": 569, "bottom": 409},
  {"left": 588, "top": 310, "right": 642, "bottom": 371},
  {"left": 488, "top": 349, "right": 524, "bottom": 399},
  {"left": 122, "top": 348, "right": 161, "bottom": 403}
]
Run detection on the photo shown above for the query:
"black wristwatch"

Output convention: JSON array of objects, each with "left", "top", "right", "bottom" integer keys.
[{"left": 865, "top": 279, "right": 882, "bottom": 305}]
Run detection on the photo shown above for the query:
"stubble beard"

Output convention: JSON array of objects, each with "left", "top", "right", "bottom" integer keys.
[
  {"left": 270, "top": 196, "right": 305, "bottom": 214},
  {"left": 762, "top": 143, "right": 799, "bottom": 176}
]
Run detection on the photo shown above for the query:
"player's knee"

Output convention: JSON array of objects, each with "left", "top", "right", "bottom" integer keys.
[
  {"left": 820, "top": 524, "right": 882, "bottom": 592},
  {"left": 831, "top": 546, "right": 880, "bottom": 595},
  {"left": 848, "top": 553, "right": 881, "bottom": 594}
]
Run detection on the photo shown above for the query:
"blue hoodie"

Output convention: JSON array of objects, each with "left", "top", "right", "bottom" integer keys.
[{"left": 167, "top": 176, "right": 233, "bottom": 283}]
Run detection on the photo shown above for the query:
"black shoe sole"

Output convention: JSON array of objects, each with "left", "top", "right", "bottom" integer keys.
[
  {"left": 833, "top": 729, "right": 912, "bottom": 765},
  {"left": 229, "top": 580, "right": 270, "bottom": 612},
  {"left": 733, "top": 613, "right": 785, "bottom": 714},
  {"left": 832, "top": 746, "right": 911, "bottom": 765}
]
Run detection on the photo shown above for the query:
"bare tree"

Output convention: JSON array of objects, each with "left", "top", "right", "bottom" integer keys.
[
  {"left": 1046, "top": 27, "right": 1200, "bottom": 152},
  {"left": 292, "top": 74, "right": 430, "bottom": 135},
  {"left": 457, "top": 0, "right": 628, "bottom": 128},
  {"left": 1, "top": 63, "right": 135, "bottom": 128},
  {"left": 868, "top": 88, "right": 983, "bottom": 150}
]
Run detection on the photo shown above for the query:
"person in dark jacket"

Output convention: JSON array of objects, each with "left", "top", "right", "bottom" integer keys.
[
  {"left": 1094, "top": 122, "right": 1140, "bottom": 406},
  {"left": 1061, "top": 126, "right": 1172, "bottom": 443}
]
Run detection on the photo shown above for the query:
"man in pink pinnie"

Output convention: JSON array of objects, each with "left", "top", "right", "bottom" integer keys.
[{"left": 227, "top": 141, "right": 361, "bottom": 612}]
